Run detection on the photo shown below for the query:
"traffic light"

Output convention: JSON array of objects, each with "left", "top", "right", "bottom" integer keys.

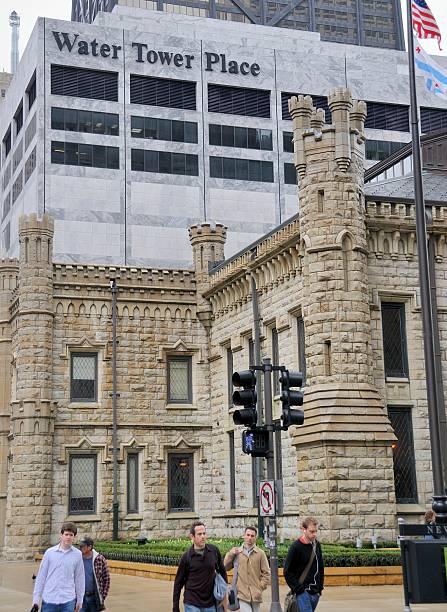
[
  {"left": 232, "top": 369, "right": 257, "bottom": 426},
  {"left": 242, "top": 428, "right": 269, "bottom": 457},
  {"left": 280, "top": 369, "right": 304, "bottom": 429}
]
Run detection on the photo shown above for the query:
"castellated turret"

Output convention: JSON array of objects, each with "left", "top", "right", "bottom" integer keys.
[
  {"left": 3, "top": 214, "right": 56, "bottom": 559},
  {"left": 189, "top": 222, "right": 227, "bottom": 328},
  {"left": 288, "top": 89, "right": 396, "bottom": 541}
]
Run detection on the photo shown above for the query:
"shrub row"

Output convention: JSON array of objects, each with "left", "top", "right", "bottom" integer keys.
[{"left": 93, "top": 539, "right": 401, "bottom": 568}]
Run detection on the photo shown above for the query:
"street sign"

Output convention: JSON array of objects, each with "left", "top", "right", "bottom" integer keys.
[{"left": 259, "top": 480, "right": 275, "bottom": 517}]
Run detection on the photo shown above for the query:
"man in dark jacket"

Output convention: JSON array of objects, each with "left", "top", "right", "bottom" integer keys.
[
  {"left": 173, "top": 521, "right": 228, "bottom": 612},
  {"left": 284, "top": 517, "right": 324, "bottom": 612}
]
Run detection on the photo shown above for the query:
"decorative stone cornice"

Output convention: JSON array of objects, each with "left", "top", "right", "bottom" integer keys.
[
  {"left": 157, "top": 435, "right": 207, "bottom": 463},
  {"left": 58, "top": 436, "right": 110, "bottom": 464}
]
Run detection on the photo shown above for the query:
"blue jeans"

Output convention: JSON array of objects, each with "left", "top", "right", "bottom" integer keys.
[
  {"left": 42, "top": 600, "right": 76, "bottom": 612},
  {"left": 80, "top": 593, "right": 99, "bottom": 612},
  {"left": 184, "top": 605, "right": 217, "bottom": 612},
  {"left": 296, "top": 591, "right": 320, "bottom": 612}
]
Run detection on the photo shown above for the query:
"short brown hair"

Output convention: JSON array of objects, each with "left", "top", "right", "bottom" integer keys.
[
  {"left": 190, "top": 521, "right": 205, "bottom": 536},
  {"left": 302, "top": 517, "right": 318, "bottom": 529},
  {"left": 424, "top": 510, "right": 436, "bottom": 524},
  {"left": 61, "top": 521, "right": 78, "bottom": 535},
  {"left": 244, "top": 526, "right": 257, "bottom": 534}
]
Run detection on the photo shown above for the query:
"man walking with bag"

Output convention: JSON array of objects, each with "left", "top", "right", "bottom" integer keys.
[
  {"left": 172, "top": 521, "right": 228, "bottom": 612},
  {"left": 224, "top": 526, "right": 271, "bottom": 612},
  {"left": 284, "top": 517, "right": 324, "bottom": 612}
]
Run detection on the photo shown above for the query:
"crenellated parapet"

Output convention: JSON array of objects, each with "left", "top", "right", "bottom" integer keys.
[
  {"left": 289, "top": 87, "right": 366, "bottom": 180},
  {"left": 203, "top": 216, "right": 301, "bottom": 317},
  {"left": 189, "top": 223, "right": 227, "bottom": 328}
]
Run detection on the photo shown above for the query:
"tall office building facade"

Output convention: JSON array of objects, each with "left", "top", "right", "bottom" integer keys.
[
  {"left": 72, "top": 0, "right": 405, "bottom": 50},
  {"left": 2, "top": 9, "right": 445, "bottom": 268}
]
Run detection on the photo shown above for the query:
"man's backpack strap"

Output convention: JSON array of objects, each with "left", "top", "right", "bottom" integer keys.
[{"left": 298, "top": 543, "right": 316, "bottom": 586}]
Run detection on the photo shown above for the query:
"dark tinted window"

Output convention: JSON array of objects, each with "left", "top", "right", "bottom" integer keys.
[
  {"left": 381, "top": 303, "right": 409, "bottom": 377},
  {"left": 130, "top": 75, "right": 196, "bottom": 110},
  {"left": 420, "top": 107, "right": 447, "bottom": 133},
  {"left": 210, "top": 156, "right": 274, "bottom": 182},
  {"left": 388, "top": 407, "right": 418, "bottom": 503},
  {"left": 284, "top": 163, "right": 298, "bottom": 184},
  {"left": 51, "top": 141, "right": 119, "bottom": 170},
  {"left": 131, "top": 116, "right": 197, "bottom": 143},
  {"left": 51, "top": 64, "right": 118, "bottom": 102},
  {"left": 51, "top": 108, "right": 119, "bottom": 136},
  {"left": 209, "top": 124, "right": 272, "bottom": 150},
  {"left": 131, "top": 149, "right": 198, "bottom": 176},
  {"left": 208, "top": 84, "right": 270, "bottom": 118}
]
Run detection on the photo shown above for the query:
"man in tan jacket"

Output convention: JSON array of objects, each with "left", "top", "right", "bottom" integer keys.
[{"left": 224, "top": 526, "right": 271, "bottom": 612}]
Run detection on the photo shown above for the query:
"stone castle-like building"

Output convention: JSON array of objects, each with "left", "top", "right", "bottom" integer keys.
[{"left": 1, "top": 88, "right": 445, "bottom": 557}]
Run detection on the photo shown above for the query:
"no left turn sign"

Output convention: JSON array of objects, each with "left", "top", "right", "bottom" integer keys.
[{"left": 259, "top": 480, "right": 275, "bottom": 517}]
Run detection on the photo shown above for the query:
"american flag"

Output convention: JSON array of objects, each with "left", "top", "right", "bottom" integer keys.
[{"left": 411, "top": 0, "right": 442, "bottom": 49}]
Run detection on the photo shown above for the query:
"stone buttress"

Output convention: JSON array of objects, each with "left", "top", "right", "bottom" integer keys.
[
  {"left": 0, "top": 259, "right": 18, "bottom": 554},
  {"left": 289, "top": 89, "right": 397, "bottom": 540},
  {"left": 3, "top": 214, "right": 56, "bottom": 558}
]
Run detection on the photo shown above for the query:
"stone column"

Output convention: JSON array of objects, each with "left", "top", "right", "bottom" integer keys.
[
  {"left": 3, "top": 214, "right": 55, "bottom": 558},
  {"left": 289, "top": 90, "right": 397, "bottom": 541},
  {"left": 189, "top": 223, "right": 227, "bottom": 329},
  {"left": 0, "top": 260, "right": 18, "bottom": 555}
]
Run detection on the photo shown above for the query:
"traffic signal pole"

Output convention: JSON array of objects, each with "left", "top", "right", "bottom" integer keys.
[{"left": 263, "top": 357, "right": 283, "bottom": 612}]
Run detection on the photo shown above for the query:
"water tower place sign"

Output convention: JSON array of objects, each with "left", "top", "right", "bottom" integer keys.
[{"left": 52, "top": 32, "right": 261, "bottom": 77}]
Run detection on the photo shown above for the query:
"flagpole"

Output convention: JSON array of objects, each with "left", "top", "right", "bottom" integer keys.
[{"left": 406, "top": 5, "right": 446, "bottom": 513}]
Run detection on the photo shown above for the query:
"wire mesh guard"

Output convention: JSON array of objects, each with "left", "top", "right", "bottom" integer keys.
[
  {"left": 389, "top": 408, "right": 418, "bottom": 503},
  {"left": 70, "top": 456, "right": 96, "bottom": 512},
  {"left": 71, "top": 354, "right": 96, "bottom": 401},
  {"left": 169, "top": 454, "right": 193, "bottom": 512},
  {"left": 168, "top": 359, "right": 190, "bottom": 402}
]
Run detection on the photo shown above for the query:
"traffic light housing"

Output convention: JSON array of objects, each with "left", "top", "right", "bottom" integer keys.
[
  {"left": 242, "top": 428, "right": 269, "bottom": 457},
  {"left": 280, "top": 369, "right": 304, "bottom": 429},
  {"left": 232, "top": 369, "right": 257, "bottom": 426}
]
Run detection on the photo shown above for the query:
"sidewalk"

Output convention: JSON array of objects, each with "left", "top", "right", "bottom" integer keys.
[{"left": 1, "top": 561, "right": 446, "bottom": 611}]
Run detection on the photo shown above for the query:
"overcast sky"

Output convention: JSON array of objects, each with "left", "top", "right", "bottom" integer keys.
[{"left": 0, "top": 0, "right": 446, "bottom": 72}]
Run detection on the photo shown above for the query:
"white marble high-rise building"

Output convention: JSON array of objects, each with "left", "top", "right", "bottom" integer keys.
[{"left": 0, "top": 8, "right": 446, "bottom": 267}]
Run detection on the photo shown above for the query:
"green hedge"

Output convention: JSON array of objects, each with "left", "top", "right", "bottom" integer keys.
[{"left": 93, "top": 539, "right": 401, "bottom": 568}]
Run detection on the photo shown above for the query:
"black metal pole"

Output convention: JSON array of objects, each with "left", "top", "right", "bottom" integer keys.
[
  {"left": 110, "top": 279, "right": 119, "bottom": 540},
  {"left": 250, "top": 254, "right": 265, "bottom": 539},
  {"left": 398, "top": 518, "right": 412, "bottom": 612},
  {"left": 263, "top": 357, "right": 282, "bottom": 612},
  {"left": 428, "top": 238, "right": 447, "bottom": 488},
  {"left": 407, "top": 8, "right": 445, "bottom": 507}
]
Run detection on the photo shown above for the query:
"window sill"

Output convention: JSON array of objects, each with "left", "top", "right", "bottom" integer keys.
[
  {"left": 68, "top": 402, "right": 101, "bottom": 409},
  {"left": 166, "top": 403, "right": 196, "bottom": 410},
  {"left": 396, "top": 503, "right": 425, "bottom": 514},
  {"left": 385, "top": 377, "right": 410, "bottom": 384},
  {"left": 66, "top": 514, "right": 101, "bottom": 522},
  {"left": 166, "top": 512, "right": 198, "bottom": 519},
  {"left": 124, "top": 514, "right": 143, "bottom": 521}
]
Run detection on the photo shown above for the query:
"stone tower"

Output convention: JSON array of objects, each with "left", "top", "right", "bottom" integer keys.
[
  {"left": 189, "top": 222, "right": 227, "bottom": 328},
  {"left": 0, "top": 259, "right": 18, "bottom": 554},
  {"left": 3, "top": 214, "right": 56, "bottom": 558},
  {"left": 289, "top": 89, "right": 397, "bottom": 541}
]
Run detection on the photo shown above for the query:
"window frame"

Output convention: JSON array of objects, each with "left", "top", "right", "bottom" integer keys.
[
  {"left": 126, "top": 452, "right": 139, "bottom": 515},
  {"left": 272, "top": 327, "right": 280, "bottom": 395},
  {"left": 388, "top": 406, "right": 418, "bottom": 504},
  {"left": 297, "top": 315, "right": 307, "bottom": 385},
  {"left": 70, "top": 351, "right": 98, "bottom": 403},
  {"left": 167, "top": 452, "right": 194, "bottom": 513},
  {"left": 381, "top": 302, "right": 409, "bottom": 378},
  {"left": 167, "top": 355, "right": 193, "bottom": 404},
  {"left": 227, "top": 347, "right": 234, "bottom": 409},
  {"left": 68, "top": 453, "right": 97, "bottom": 515},
  {"left": 229, "top": 431, "right": 236, "bottom": 509}
]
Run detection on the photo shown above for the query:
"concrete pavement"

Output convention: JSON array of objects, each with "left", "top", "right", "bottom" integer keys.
[{"left": 1, "top": 561, "right": 446, "bottom": 611}]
